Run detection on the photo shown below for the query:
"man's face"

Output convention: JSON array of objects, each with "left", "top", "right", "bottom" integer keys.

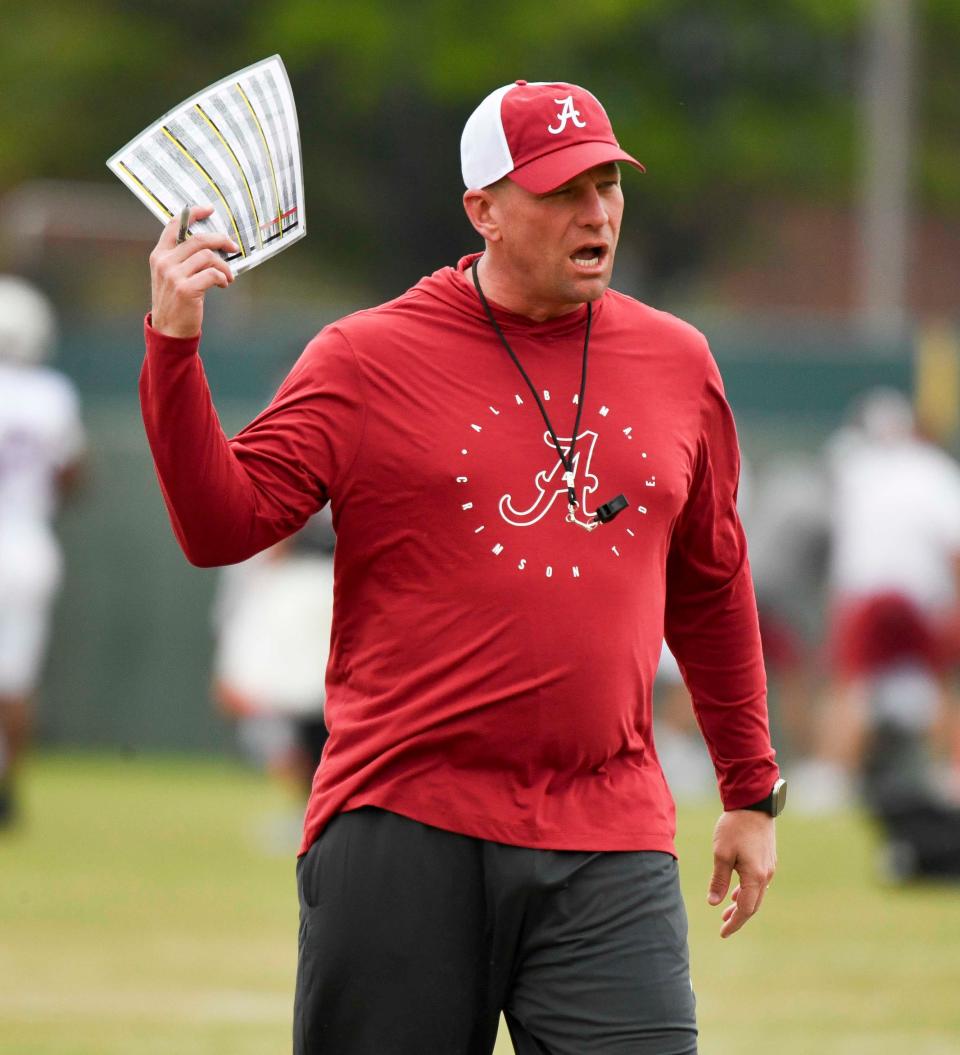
[{"left": 488, "top": 162, "right": 623, "bottom": 319}]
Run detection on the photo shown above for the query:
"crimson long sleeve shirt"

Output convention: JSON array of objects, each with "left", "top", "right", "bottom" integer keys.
[{"left": 141, "top": 254, "right": 778, "bottom": 855}]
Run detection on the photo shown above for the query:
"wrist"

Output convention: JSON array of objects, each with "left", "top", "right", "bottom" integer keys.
[
  {"left": 148, "top": 311, "right": 201, "bottom": 341},
  {"left": 739, "top": 778, "right": 787, "bottom": 818}
]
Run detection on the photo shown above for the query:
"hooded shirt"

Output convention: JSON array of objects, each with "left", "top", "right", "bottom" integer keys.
[{"left": 140, "top": 253, "right": 778, "bottom": 855}]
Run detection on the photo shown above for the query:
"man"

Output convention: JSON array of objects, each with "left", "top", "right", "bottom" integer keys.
[
  {"left": 0, "top": 276, "right": 85, "bottom": 826},
  {"left": 142, "top": 80, "right": 781, "bottom": 1055}
]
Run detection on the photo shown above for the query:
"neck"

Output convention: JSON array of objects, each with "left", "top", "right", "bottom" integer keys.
[{"left": 462, "top": 252, "right": 583, "bottom": 323}]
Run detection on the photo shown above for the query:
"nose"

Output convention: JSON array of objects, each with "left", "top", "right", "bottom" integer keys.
[{"left": 577, "top": 185, "right": 608, "bottom": 228}]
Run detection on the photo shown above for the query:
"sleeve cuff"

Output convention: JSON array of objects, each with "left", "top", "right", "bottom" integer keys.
[
  {"left": 720, "top": 765, "right": 782, "bottom": 812},
  {"left": 144, "top": 312, "right": 202, "bottom": 357}
]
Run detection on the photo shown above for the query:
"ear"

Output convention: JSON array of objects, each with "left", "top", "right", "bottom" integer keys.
[{"left": 462, "top": 188, "right": 503, "bottom": 243}]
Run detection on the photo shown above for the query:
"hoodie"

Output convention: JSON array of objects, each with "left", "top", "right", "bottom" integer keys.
[{"left": 140, "top": 253, "right": 778, "bottom": 855}]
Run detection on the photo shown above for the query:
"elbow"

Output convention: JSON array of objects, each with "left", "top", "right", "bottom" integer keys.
[
  {"left": 165, "top": 503, "right": 288, "bottom": 568},
  {"left": 176, "top": 532, "right": 242, "bottom": 569},
  {"left": 184, "top": 548, "right": 227, "bottom": 569},
  {"left": 178, "top": 532, "right": 264, "bottom": 569},
  {"left": 165, "top": 506, "right": 257, "bottom": 568}
]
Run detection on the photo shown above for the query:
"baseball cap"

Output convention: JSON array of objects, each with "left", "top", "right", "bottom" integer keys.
[{"left": 461, "top": 80, "right": 645, "bottom": 194}]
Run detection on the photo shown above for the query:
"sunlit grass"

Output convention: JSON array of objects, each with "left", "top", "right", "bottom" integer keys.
[{"left": 1, "top": 754, "right": 958, "bottom": 1054}]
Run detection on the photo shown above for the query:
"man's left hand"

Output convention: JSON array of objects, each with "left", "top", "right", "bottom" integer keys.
[{"left": 707, "top": 809, "right": 777, "bottom": 939}]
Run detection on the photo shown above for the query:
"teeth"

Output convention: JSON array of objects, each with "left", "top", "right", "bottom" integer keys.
[{"left": 573, "top": 256, "right": 600, "bottom": 268}]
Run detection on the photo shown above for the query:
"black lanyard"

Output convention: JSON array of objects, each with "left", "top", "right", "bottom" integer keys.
[
  {"left": 471, "top": 257, "right": 628, "bottom": 530},
  {"left": 471, "top": 257, "right": 589, "bottom": 510}
]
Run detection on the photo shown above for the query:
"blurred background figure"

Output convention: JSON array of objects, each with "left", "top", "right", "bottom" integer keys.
[
  {"left": 655, "top": 454, "right": 831, "bottom": 790},
  {"left": 0, "top": 276, "right": 85, "bottom": 828},
  {"left": 211, "top": 509, "right": 335, "bottom": 804},
  {"left": 798, "top": 388, "right": 960, "bottom": 877},
  {"left": 744, "top": 456, "right": 831, "bottom": 760}
]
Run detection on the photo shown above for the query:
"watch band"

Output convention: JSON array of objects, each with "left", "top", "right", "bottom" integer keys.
[{"left": 742, "top": 777, "right": 787, "bottom": 817}]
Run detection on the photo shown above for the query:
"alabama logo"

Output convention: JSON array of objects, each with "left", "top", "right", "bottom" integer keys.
[
  {"left": 454, "top": 393, "right": 656, "bottom": 581},
  {"left": 500, "top": 430, "right": 599, "bottom": 527},
  {"left": 547, "top": 96, "right": 587, "bottom": 135}
]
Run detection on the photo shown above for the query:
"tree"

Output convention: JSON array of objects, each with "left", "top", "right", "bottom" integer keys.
[{"left": 1, "top": 1, "right": 957, "bottom": 300}]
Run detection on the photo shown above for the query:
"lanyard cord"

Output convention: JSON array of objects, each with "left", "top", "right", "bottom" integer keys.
[{"left": 471, "top": 257, "right": 592, "bottom": 508}]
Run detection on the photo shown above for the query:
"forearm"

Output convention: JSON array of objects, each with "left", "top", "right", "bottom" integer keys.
[
  {"left": 666, "top": 560, "right": 779, "bottom": 809},
  {"left": 140, "top": 316, "right": 303, "bottom": 566}
]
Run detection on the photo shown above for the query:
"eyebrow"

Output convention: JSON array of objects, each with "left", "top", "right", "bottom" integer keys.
[{"left": 537, "top": 163, "right": 621, "bottom": 198}]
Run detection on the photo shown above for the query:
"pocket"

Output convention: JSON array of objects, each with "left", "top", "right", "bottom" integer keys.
[{"left": 297, "top": 836, "right": 325, "bottom": 912}]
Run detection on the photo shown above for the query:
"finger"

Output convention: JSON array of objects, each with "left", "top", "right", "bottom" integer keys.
[
  {"left": 728, "top": 883, "right": 768, "bottom": 908},
  {"left": 157, "top": 203, "right": 216, "bottom": 250},
  {"left": 182, "top": 205, "right": 238, "bottom": 255},
  {"left": 181, "top": 247, "right": 234, "bottom": 286},
  {"left": 721, "top": 905, "right": 746, "bottom": 939},
  {"left": 180, "top": 266, "right": 232, "bottom": 297},
  {"left": 732, "top": 878, "right": 764, "bottom": 919},
  {"left": 171, "top": 230, "right": 240, "bottom": 263},
  {"left": 720, "top": 883, "right": 766, "bottom": 939},
  {"left": 720, "top": 893, "right": 746, "bottom": 938},
  {"left": 708, "top": 857, "right": 733, "bottom": 906},
  {"left": 721, "top": 883, "right": 741, "bottom": 921},
  {"left": 721, "top": 898, "right": 761, "bottom": 939}
]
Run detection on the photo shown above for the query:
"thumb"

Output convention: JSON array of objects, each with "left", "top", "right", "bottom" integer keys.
[{"left": 708, "top": 857, "right": 733, "bottom": 906}]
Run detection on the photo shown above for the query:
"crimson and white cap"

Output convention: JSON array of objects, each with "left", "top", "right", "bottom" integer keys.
[{"left": 461, "top": 80, "right": 645, "bottom": 194}]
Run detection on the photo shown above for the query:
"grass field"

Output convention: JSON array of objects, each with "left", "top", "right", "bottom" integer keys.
[{"left": 1, "top": 754, "right": 959, "bottom": 1054}]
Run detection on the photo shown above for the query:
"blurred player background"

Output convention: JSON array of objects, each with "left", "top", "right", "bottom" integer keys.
[
  {"left": 2, "top": 3, "right": 959, "bottom": 1053},
  {"left": 0, "top": 277, "right": 85, "bottom": 826},
  {"left": 211, "top": 510, "right": 334, "bottom": 848}
]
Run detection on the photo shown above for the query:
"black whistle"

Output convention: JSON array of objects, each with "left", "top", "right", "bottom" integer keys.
[{"left": 595, "top": 494, "right": 628, "bottom": 524}]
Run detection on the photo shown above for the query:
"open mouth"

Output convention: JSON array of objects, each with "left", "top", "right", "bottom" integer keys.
[{"left": 570, "top": 245, "right": 607, "bottom": 270}]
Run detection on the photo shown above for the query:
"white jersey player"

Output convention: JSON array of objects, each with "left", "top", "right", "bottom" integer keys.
[
  {"left": 211, "top": 510, "right": 335, "bottom": 798},
  {"left": 828, "top": 389, "right": 960, "bottom": 616},
  {"left": 798, "top": 389, "right": 960, "bottom": 816},
  {"left": 0, "top": 276, "right": 85, "bottom": 826}
]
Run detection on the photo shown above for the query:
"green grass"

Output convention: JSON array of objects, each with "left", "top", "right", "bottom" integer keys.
[{"left": 1, "top": 754, "right": 959, "bottom": 1054}]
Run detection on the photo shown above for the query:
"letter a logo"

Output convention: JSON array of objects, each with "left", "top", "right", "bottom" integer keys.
[
  {"left": 547, "top": 96, "right": 587, "bottom": 136},
  {"left": 500, "top": 431, "right": 600, "bottom": 527}
]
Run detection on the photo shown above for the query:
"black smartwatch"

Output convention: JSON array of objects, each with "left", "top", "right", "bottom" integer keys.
[{"left": 742, "top": 778, "right": 787, "bottom": 817}]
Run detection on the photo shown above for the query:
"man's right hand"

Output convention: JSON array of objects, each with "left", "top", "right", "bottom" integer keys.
[{"left": 149, "top": 204, "right": 239, "bottom": 338}]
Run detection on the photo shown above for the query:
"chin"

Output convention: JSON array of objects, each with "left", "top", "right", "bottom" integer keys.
[
  {"left": 566, "top": 260, "right": 614, "bottom": 299},
  {"left": 574, "top": 274, "right": 611, "bottom": 303}
]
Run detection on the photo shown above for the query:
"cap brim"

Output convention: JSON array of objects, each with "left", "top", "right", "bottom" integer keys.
[{"left": 507, "top": 142, "right": 645, "bottom": 194}]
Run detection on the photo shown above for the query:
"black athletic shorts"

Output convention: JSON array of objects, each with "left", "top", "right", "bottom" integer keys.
[{"left": 293, "top": 807, "right": 697, "bottom": 1054}]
